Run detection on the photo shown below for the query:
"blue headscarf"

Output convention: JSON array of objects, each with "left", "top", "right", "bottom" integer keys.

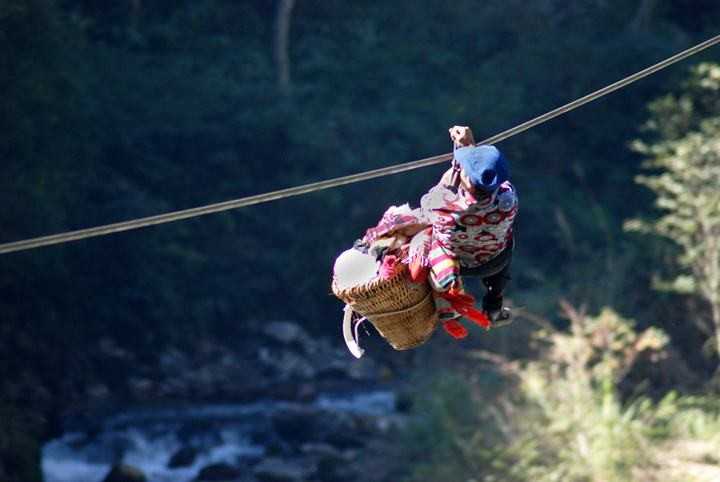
[{"left": 454, "top": 145, "right": 509, "bottom": 193}]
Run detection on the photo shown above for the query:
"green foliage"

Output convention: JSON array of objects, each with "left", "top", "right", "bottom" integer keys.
[
  {"left": 4, "top": 1, "right": 720, "bottom": 477},
  {"left": 626, "top": 62, "right": 720, "bottom": 358},
  {"left": 2, "top": 0, "right": 714, "bottom": 357},
  {"left": 400, "top": 307, "right": 720, "bottom": 482},
  {"left": 400, "top": 374, "right": 519, "bottom": 482},
  {"left": 512, "top": 307, "right": 669, "bottom": 482}
]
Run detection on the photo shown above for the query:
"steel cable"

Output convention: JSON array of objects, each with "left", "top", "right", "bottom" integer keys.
[{"left": 2, "top": 33, "right": 720, "bottom": 255}]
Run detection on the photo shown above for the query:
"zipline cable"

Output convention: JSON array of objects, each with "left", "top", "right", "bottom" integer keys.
[{"left": 2, "top": 33, "right": 720, "bottom": 255}]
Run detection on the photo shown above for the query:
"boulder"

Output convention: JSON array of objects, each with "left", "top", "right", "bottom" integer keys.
[
  {"left": 270, "top": 405, "right": 321, "bottom": 444},
  {"left": 195, "top": 462, "right": 244, "bottom": 481},
  {"left": 345, "top": 358, "right": 381, "bottom": 381},
  {"left": 264, "top": 381, "right": 317, "bottom": 402},
  {"left": 127, "top": 377, "right": 155, "bottom": 399},
  {"left": 102, "top": 464, "right": 147, "bottom": 482},
  {"left": 98, "top": 338, "right": 135, "bottom": 361},
  {"left": 262, "top": 322, "right": 314, "bottom": 353},
  {"left": 322, "top": 413, "right": 367, "bottom": 449},
  {"left": 315, "top": 355, "right": 382, "bottom": 383},
  {"left": 300, "top": 443, "right": 347, "bottom": 479},
  {"left": 253, "top": 457, "right": 315, "bottom": 482},
  {"left": 158, "top": 347, "right": 191, "bottom": 375},
  {"left": 395, "top": 390, "right": 413, "bottom": 413},
  {"left": 315, "top": 359, "right": 350, "bottom": 380},
  {"left": 177, "top": 420, "right": 222, "bottom": 446},
  {"left": 236, "top": 452, "right": 264, "bottom": 467},
  {"left": 168, "top": 446, "right": 198, "bottom": 468},
  {"left": 257, "top": 349, "right": 316, "bottom": 382},
  {"left": 270, "top": 405, "right": 367, "bottom": 448}
]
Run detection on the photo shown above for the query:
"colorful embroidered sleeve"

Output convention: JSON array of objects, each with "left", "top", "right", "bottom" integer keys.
[
  {"left": 428, "top": 243, "right": 459, "bottom": 291},
  {"left": 420, "top": 184, "right": 463, "bottom": 289}
]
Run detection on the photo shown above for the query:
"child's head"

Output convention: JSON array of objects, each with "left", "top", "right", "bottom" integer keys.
[{"left": 454, "top": 145, "right": 509, "bottom": 194}]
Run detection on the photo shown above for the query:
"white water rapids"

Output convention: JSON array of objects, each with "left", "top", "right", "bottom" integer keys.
[{"left": 42, "top": 391, "right": 396, "bottom": 482}]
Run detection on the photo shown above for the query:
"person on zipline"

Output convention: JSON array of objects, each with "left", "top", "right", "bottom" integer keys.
[
  {"left": 412, "top": 125, "right": 517, "bottom": 338},
  {"left": 358, "top": 125, "right": 517, "bottom": 339}
]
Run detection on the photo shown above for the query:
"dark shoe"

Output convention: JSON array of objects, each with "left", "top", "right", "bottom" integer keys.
[
  {"left": 483, "top": 295, "right": 512, "bottom": 328},
  {"left": 482, "top": 295, "right": 513, "bottom": 327},
  {"left": 488, "top": 307, "right": 513, "bottom": 327}
]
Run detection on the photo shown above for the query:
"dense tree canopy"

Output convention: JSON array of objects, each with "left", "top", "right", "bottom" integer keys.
[
  {"left": 627, "top": 63, "right": 720, "bottom": 362},
  {"left": 3, "top": 1, "right": 720, "bottom": 480}
]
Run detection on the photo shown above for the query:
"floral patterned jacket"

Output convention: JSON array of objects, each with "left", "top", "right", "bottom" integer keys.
[{"left": 419, "top": 180, "right": 518, "bottom": 289}]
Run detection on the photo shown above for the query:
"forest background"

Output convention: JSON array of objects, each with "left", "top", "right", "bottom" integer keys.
[{"left": 2, "top": 1, "right": 720, "bottom": 481}]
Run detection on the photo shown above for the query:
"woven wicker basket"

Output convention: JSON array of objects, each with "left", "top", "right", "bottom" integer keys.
[{"left": 332, "top": 265, "right": 438, "bottom": 350}]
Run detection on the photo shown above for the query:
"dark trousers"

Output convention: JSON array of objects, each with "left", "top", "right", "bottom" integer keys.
[{"left": 460, "top": 240, "right": 513, "bottom": 311}]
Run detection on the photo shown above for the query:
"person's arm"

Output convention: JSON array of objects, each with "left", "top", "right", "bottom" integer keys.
[
  {"left": 436, "top": 126, "right": 476, "bottom": 189},
  {"left": 438, "top": 167, "right": 455, "bottom": 187}
]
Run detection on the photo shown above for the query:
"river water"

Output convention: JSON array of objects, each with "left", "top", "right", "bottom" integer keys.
[{"left": 42, "top": 390, "right": 396, "bottom": 482}]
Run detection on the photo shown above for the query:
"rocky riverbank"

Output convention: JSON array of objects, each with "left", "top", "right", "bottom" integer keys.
[{"left": 42, "top": 321, "right": 414, "bottom": 482}]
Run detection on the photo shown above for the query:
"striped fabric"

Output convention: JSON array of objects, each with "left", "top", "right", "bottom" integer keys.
[{"left": 428, "top": 244, "right": 459, "bottom": 291}]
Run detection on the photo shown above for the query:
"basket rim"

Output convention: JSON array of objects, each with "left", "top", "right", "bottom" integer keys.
[{"left": 331, "top": 262, "right": 411, "bottom": 298}]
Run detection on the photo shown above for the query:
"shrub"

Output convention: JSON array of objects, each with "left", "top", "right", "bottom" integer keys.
[{"left": 400, "top": 304, "right": 720, "bottom": 482}]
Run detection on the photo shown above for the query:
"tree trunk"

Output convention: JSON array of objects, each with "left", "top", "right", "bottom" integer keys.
[
  {"left": 130, "top": 0, "right": 142, "bottom": 28},
  {"left": 274, "top": 0, "right": 296, "bottom": 95},
  {"left": 629, "top": 0, "right": 658, "bottom": 32},
  {"left": 713, "top": 302, "right": 720, "bottom": 367}
]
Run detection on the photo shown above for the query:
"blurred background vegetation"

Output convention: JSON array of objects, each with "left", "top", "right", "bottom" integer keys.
[{"left": 2, "top": 0, "right": 720, "bottom": 480}]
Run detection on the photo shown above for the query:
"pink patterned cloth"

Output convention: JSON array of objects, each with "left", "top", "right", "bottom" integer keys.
[
  {"left": 361, "top": 204, "right": 426, "bottom": 246},
  {"left": 378, "top": 254, "right": 400, "bottom": 280},
  {"left": 360, "top": 182, "right": 517, "bottom": 286},
  {"left": 359, "top": 180, "right": 517, "bottom": 325}
]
